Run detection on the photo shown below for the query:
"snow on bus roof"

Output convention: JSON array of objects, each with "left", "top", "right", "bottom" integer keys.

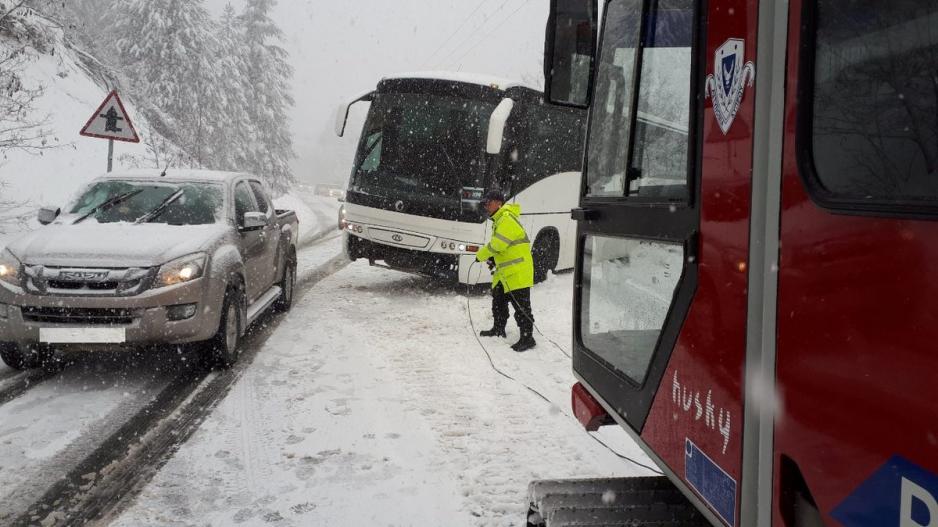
[
  {"left": 382, "top": 71, "right": 538, "bottom": 92},
  {"left": 98, "top": 169, "right": 252, "bottom": 184}
]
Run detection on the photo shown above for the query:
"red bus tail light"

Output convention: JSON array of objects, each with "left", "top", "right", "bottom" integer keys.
[{"left": 572, "top": 382, "right": 614, "bottom": 432}]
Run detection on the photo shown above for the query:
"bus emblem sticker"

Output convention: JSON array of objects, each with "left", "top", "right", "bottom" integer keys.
[{"left": 705, "top": 39, "right": 756, "bottom": 135}]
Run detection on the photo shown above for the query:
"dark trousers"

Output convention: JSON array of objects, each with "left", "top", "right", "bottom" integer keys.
[{"left": 492, "top": 283, "right": 534, "bottom": 337}]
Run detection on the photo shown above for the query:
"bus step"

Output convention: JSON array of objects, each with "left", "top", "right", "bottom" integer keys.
[{"left": 527, "top": 477, "right": 710, "bottom": 527}]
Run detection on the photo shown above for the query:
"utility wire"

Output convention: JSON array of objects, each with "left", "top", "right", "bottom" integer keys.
[
  {"left": 422, "top": 0, "right": 495, "bottom": 68},
  {"left": 435, "top": 0, "right": 513, "bottom": 69},
  {"left": 464, "top": 261, "right": 662, "bottom": 476},
  {"left": 453, "top": 0, "right": 535, "bottom": 68}
]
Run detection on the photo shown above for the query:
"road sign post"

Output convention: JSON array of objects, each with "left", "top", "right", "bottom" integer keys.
[{"left": 80, "top": 90, "right": 140, "bottom": 173}]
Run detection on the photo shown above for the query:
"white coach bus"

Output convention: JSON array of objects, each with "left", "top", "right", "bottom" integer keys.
[{"left": 335, "top": 72, "right": 585, "bottom": 285}]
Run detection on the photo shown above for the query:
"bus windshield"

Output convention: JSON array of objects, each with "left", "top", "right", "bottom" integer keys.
[{"left": 351, "top": 92, "right": 494, "bottom": 201}]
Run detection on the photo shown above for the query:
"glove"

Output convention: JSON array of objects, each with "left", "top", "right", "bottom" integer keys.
[{"left": 486, "top": 258, "right": 496, "bottom": 272}]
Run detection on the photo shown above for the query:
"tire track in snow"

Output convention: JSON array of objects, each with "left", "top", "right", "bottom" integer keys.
[
  {"left": 0, "top": 366, "right": 19, "bottom": 383},
  {"left": 0, "top": 369, "right": 54, "bottom": 407}
]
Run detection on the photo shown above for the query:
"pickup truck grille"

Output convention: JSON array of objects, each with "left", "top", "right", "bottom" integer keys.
[
  {"left": 47, "top": 280, "right": 121, "bottom": 291},
  {"left": 23, "top": 266, "right": 152, "bottom": 296},
  {"left": 21, "top": 306, "right": 138, "bottom": 325}
]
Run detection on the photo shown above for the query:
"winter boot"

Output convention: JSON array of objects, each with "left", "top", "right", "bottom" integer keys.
[
  {"left": 511, "top": 335, "right": 536, "bottom": 352},
  {"left": 480, "top": 328, "right": 507, "bottom": 338}
]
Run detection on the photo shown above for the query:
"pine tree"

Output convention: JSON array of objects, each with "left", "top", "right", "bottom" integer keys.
[
  {"left": 113, "top": 0, "right": 222, "bottom": 167},
  {"left": 210, "top": 3, "right": 255, "bottom": 173},
  {"left": 238, "top": 0, "right": 295, "bottom": 195}
]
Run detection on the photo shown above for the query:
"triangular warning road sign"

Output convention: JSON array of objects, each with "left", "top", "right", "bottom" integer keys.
[{"left": 80, "top": 90, "right": 140, "bottom": 143}]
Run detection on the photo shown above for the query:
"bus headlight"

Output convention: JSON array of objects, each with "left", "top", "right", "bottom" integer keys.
[
  {"left": 0, "top": 250, "right": 22, "bottom": 287},
  {"left": 437, "top": 239, "right": 476, "bottom": 253},
  {"left": 338, "top": 206, "right": 348, "bottom": 231},
  {"left": 155, "top": 253, "right": 206, "bottom": 288}
]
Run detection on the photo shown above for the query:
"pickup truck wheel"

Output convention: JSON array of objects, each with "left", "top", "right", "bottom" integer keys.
[
  {"left": 0, "top": 343, "right": 51, "bottom": 370},
  {"left": 205, "top": 289, "right": 241, "bottom": 369},
  {"left": 273, "top": 254, "right": 297, "bottom": 313}
]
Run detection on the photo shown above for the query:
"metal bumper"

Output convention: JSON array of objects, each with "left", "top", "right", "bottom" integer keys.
[
  {"left": 0, "top": 276, "right": 225, "bottom": 350},
  {"left": 346, "top": 234, "right": 488, "bottom": 284}
]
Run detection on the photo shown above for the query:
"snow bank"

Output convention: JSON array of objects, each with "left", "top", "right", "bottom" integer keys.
[{"left": 273, "top": 189, "right": 340, "bottom": 246}]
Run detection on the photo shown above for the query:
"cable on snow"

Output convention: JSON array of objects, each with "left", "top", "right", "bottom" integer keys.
[{"left": 463, "top": 260, "right": 663, "bottom": 476}]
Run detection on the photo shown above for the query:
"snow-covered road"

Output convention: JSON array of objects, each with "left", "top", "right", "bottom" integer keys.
[
  {"left": 114, "top": 236, "right": 655, "bottom": 526},
  {"left": 0, "top": 205, "right": 657, "bottom": 526}
]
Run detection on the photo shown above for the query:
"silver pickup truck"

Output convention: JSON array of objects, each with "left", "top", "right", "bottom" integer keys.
[{"left": 0, "top": 170, "right": 298, "bottom": 369}]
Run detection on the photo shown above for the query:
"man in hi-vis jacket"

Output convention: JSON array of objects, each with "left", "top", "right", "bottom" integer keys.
[{"left": 476, "top": 190, "right": 536, "bottom": 352}]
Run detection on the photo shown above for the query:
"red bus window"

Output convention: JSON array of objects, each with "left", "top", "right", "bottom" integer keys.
[
  {"left": 808, "top": 1, "right": 938, "bottom": 206},
  {"left": 585, "top": 0, "right": 694, "bottom": 200},
  {"left": 579, "top": 236, "right": 684, "bottom": 384},
  {"left": 585, "top": 0, "right": 642, "bottom": 198}
]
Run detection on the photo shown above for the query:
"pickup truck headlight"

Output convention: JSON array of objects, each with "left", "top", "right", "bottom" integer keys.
[
  {"left": 0, "top": 249, "right": 21, "bottom": 287},
  {"left": 154, "top": 253, "right": 206, "bottom": 288}
]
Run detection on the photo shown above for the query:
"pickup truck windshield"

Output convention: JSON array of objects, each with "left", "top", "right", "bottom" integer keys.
[{"left": 70, "top": 181, "right": 224, "bottom": 225}]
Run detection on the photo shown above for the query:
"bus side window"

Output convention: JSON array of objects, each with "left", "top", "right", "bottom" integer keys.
[{"left": 506, "top": 103, "right": 586, "bottom": 197}]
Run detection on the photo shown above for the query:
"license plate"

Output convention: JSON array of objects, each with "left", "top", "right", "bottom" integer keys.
[{"left": 39, "top": 328, "right": 126, "bottom": 344}]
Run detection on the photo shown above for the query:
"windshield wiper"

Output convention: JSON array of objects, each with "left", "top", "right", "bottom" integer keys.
[
  {"left": 135, "top": 188, "right": 185, "bottom": 224},
  {"left": 75, "top": 189, "right": 144, "bottom": 224}
]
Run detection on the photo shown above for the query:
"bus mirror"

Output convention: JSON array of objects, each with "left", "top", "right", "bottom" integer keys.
[
  {"left": 486, "top": 98, "right": 515, "bottom": 155},
  {"left": 334, "top": 90, "right": 376, "bottom": 137},
  {"left": 334, "top": 104, "right": 350, "bottom": 137},
  {"left": 544, "top": 0, "right": 597, "bottom": 108}
]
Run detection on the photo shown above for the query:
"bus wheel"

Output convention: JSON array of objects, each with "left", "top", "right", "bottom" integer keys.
[{"left": 532, "top": 231, "right": 559, "bottom": 284}]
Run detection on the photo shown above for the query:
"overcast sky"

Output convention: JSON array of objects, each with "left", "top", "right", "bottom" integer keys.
[{"left": 205, "top": 0, "right": 548, "bottom": 185}]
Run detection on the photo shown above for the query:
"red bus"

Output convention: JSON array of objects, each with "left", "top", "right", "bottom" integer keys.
[{"left": 532, "top": 0, "right": 938, "bottom": 526}]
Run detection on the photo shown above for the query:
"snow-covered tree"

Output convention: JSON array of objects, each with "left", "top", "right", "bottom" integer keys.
[
  {"left": 113, "top": 0, "right": 224, "bottom": 168},
  {"left": 208, "top": 3, "right": 257, "bottom": 173},
  {"left": 237, "top": 0, "right": 295, "bottom": 194},
  {"left": 0, "top": 0, "right": 62, "bottom": 230},
  {"left": 0, "top": 0, "right": 58, "bottom": 156}
]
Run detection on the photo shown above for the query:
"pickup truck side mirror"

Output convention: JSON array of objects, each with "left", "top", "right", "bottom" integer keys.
[
  {"left": 38, "top": 206, "right": 60, "bottom": 225},
  {"left": 544, "top": 0, "right": 598, "bottom": 108},
  {"left": 241, "top": 212, "right": 268, "bottom": 230}
]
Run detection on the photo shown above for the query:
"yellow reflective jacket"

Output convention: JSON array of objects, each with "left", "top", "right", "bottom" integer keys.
[{"left": 476, "top": 203, "right": 534, "bottom": 291}]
